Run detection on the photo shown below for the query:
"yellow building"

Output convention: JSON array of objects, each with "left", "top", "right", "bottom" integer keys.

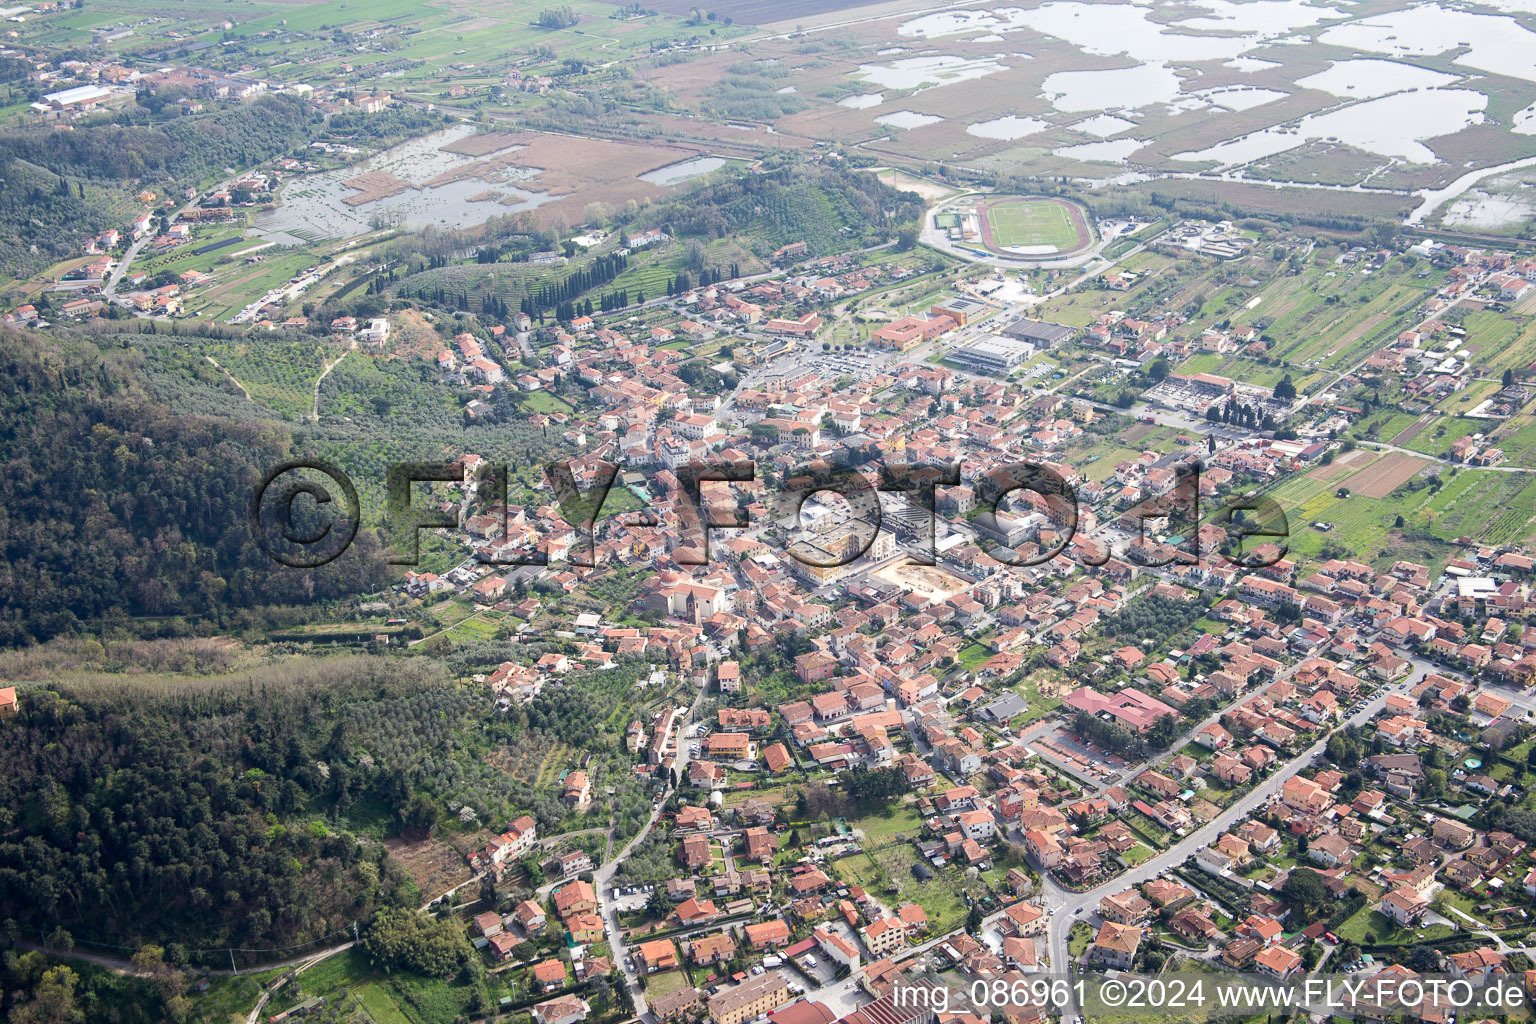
[{"left": 707, "top": 972, "right": 789, "bottom": 1024}]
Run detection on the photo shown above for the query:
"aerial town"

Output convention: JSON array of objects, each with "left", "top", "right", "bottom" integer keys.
[{"left": 11, "top": 0, "right": 1536, "bottom": 1022}]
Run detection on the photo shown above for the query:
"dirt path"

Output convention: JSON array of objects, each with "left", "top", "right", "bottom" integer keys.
[
  {"left": 1389, "top": 414, "right": 1432, "bottom": 447},
  {"left": 311, "top": 341, "right": 354, "bottom": 422},
  {"left": 205, "top": 356, "right": 252, "bottom": 402},
  {"left": 407, "top": 609, "right": 484, "bottom": 648}
]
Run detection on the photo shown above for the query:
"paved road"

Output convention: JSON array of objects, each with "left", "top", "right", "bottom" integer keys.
[
  {"left": 596, "top": 682, "right": 710, "bottom": 1018},
  {"left": 1040, "top": 676, "right": 1413, "bottom": 1014},
  {"left": 102, "top": 234, "right": 149, "bottom": 302}
]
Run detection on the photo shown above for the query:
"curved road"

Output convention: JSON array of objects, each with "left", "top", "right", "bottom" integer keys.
[{"left": 595, "top": 681, "right": 711, "bottom": 1018}]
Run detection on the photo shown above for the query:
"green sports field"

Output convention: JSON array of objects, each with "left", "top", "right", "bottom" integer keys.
[{"left": 983, "top": 198, "right": 1088, "bottom": 251}]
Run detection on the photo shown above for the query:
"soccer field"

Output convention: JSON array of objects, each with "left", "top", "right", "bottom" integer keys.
[{"left": 985, "top": 199, "right": 1086, "bottom": 250}]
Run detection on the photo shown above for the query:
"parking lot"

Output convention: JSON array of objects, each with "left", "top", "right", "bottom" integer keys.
[
  {"left": 607, "top": 884, "right": 653, "bottom": 914},
  {"left": 791, "top": 949, "right": 840, "bottom": 988}
]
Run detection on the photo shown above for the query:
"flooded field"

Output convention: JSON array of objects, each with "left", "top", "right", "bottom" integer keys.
[
  {"left": 252, "top": 126, "right": 549, "bottom": 244},
  {"left": 1318, "top": 5, "right": 1536, "bottom": 83},
  {"left": 1174, "top": 88, "right": 1486, "bottom": 167},
  {"left": 1433, "top": 165, "right": 1536, "bottom": 231},
  {"left": 851, "top": 54, "right": 1007, "bottom": 91},
  {"left": 806, "top": 0, "right": 1536, "bottom": 188},
  {"left": 1055, "top": 138, "right": 1148, "bottom": 163},
  {"left": 639, "top": 156, "right": 727, "bottom": 186},
  {"left": 876, "top": 110, "right": 944, "bottom": 129},
  {"left": 967, "top": 114, "right": 1051, "bottom": 140},
  {"left": 1295, "top": 59, "right": 1457, "bottom": 100},
  {"left": 838, "top": 92, "right": 886, "bottom": 109},
  {"left": 1043, "top": 64, "right": 1185, "bottom": 112}
]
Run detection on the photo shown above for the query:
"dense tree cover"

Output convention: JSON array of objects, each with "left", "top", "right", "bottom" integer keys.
[
  {"left": 534, "top": 5, "right": 579, "bottom": 28},
  {"left": 0, "top": 952, "right": 192, "bottom": 1024},
  {"left": 1325, "top": 727, "right": 1369, "bottom": 768},
  {"left": 2, "top": 94, "right": 313, "bottom": 184},
  {"left": 1280, "top": 867, "right": 1328, "bottom": 917},
  {"left": 839, "top": 765, "right": 908, "bottom": 809},
  {"left": 613, "top": 830, "right": 671, "bottom": 885},
  {"left": 0, "top": 661, "right": 447, "bottom": 964},
  {"left": 0, "top": 328, "right": 389, "bottom": 645},
  {"left": 0, "top": 156, "right": 126, "bottom": 280},
  {"left": 1098, "top": 594, "right": 1206, "bottom": 643},
  {"left": 360, "top": 907, "right": 474, "bottom": 978},
  {"left": 638, "top": 156, "right": 925, "bottom": 258},
  {"left": 1484, "top": 803, "right": 1536, "bottom": 843},
  {"left": 1073, "top": 711, "right": 1147, "bottom": 761},
  {"left": 322, "top": 106, "right": 440, "bottom": 145}
]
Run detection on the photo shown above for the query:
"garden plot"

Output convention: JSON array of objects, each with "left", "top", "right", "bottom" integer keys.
[{"left": 1347, "top": 452, "right": 1430, "bottom": 498}]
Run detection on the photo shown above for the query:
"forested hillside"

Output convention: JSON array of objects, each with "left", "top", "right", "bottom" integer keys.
[
  {"left": 0, "top": 657, "right": 435, "bottom": 965},
  {"left": 0, "top": 327, "right": 389, "bottom": 645},
  {"left": 1, "top": 93, "right": 316, "bottom": 184},
  {"left": 0, "top": 154, "right": 132, "bottom": 279},
  {"left": 640, "top": 157, "right": 926, "bottom": 257}
]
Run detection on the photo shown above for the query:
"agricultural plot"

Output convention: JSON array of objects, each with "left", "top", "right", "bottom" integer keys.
[
  {"left": 1494, "top": 415, "right": 1536, "bottom": 467},
  {"left": 1174, "top": 353, "right": 1301, "bottom": 390},
  {"left": 1350, "top": 411, "right": 1420, "bottom": 445},
  {"left": 174, "top": 336, "right": 342, "bottom": 421},
  {"left": 1457, "top": 308, "right": 1536, "bottom": 376},
  {"left": 1260, "top": 260, "right": 1437, "bottom": 370},
  {"left": 519, "top": 392, "right": 576, "bottom": 415},
  {"left": 1422, "top": 470, "right": 1536, "bottom": 545},
  {"left": 252, "top": 946, "right": 484, "bottom": 1024},
  {"left": 1266, "top": 457, "right": 1535, "bottom": 570},
  {"left": 1395, "top": 416, "right": 1489, "bottom": 457},
  {"left": 491, "top": 734, "right": 577, "bottom": 791},
  {"left": 830, "top": 843, "right": 971, "bottom": 934},
  {"left": 183, "top": 250, "right": 324, "bottom": 323},
  {"left": 1436, "top": 378, "right": 1501, "bottom": 416},
  {"left": 1349, "top": 453, "right": 1428, "bottom": 498},
  {"left": 1036, "top": 251, "right": 1181, "bottom": 326}
]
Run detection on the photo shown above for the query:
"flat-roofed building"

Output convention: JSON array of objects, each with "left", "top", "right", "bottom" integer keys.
[
  {"left": 946, "top": 335, "right": 1034, "bottom": 374},
  {"left": 1002, "top": 317, "right": 1075, "bottom": 349},
  {"left": 929, "top": 296, "right": 991, "bottom": 326}
]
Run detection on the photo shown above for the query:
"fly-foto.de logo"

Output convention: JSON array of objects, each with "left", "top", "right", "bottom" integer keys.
[{"left": 249, "top": 456, "right": 1290, "bottom": 571}]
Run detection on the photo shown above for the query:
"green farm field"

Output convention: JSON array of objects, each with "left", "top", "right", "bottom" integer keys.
[
  {"left": 1264, "top": 458, "right": 1536, "bottom": 570},
  {"left": 1457, "top": 308, "right": 1536, "bottom": 375},
  {"left": 1256, "top": 257, "right": 1439, "bottom": 370}
]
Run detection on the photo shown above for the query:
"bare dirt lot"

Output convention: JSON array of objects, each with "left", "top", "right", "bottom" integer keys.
[
  {"left": 1349, "top": 451, "right": 1429, "bottom": 497},
  {"left": 1307, "top": 447, "right": 1375, "bottom": 482},
  {"left": 873, "top": 168, "right": 956, "bottom": 202},
  {"left": 384, "top": 833, "right": 479, "bottom": 897},
  {"left": 871, "top": 559, "right": 972, "bottom": 601},
  {"left": 1390, "top": 415, "right": 1433, "bottom": 447}
]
